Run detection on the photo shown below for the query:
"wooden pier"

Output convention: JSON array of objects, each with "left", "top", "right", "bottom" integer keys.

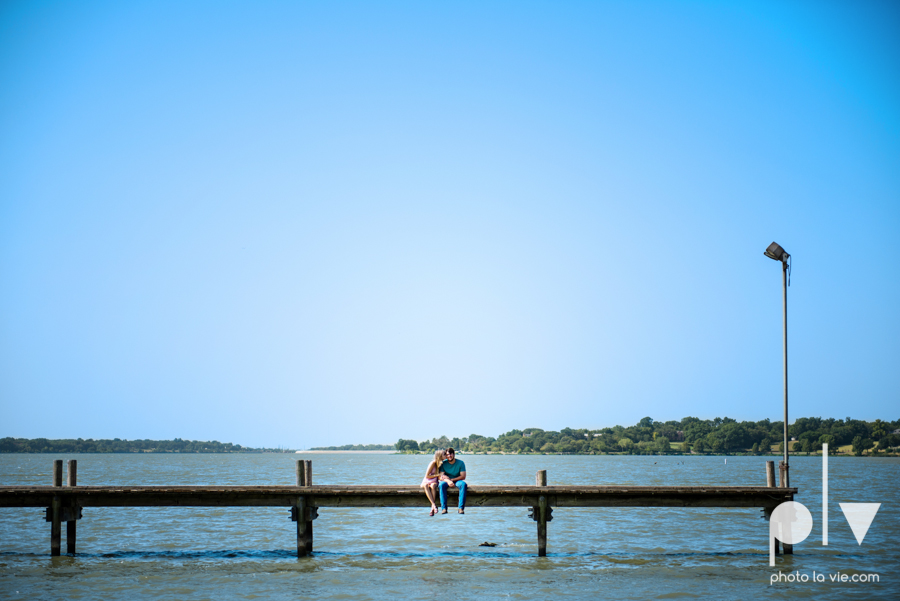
[{"left": 0, "top": 459, "right": 797, "bottom": 557}]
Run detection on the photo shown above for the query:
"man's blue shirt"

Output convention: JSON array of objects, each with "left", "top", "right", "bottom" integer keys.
[{"left": 440, "top": 459, "right": 466, "bottom": 479}]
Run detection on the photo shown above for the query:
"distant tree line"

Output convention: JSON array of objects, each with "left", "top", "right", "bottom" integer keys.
[
  {"left": 395, "top": 416, "right": 900, "bottom": 456},
  {"left": 310, "top": 444, "right": 395, "bottom": 451},
  {"left": 0, "top": 437, "right": 289, "bottom": 453}
]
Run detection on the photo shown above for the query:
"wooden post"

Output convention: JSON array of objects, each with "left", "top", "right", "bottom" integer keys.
[
  {"left": 765, "top": 461, "right": 780, "bottom": 555},
  {"left": 304, "top": 461, "right": 313, "bottom": 554},
  {"left": 536, "top": 470, "right": 547, "bottom": 557},
  {"left": 66, "top": 460, "right": 77, "bottom": 555},
  {"left": 778, "top": 461, "right": 792, "bottom": 554},
  {"left": 297, "top": 459, "right": 306, "bottom": 486},
  {"left": 51, "top": 460, "right": 62, "bottom": 556},
  {"left": 295, "top": 460, "right": 314, "bottom": 556},
  {"left": 537, "top": 496, "right": 548, "bottom": 557},
  {"left": 52, "top": 460, "right": 63, "bottom": 486},
  {"left": 296, "top": 496, "right": 310, "bottom": 557}
]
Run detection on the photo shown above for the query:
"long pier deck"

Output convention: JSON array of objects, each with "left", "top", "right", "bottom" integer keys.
[
  {"left": 0, "top": 460, "right": 797, "bottom": 557},
  {"left": 0, "top": 484, "right": 795, "bottom": 508}
]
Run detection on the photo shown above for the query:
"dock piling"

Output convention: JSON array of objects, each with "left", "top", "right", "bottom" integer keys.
[
  {"left": 295, "top": 496, "right": 310, "bottom": 557},
  {"left": 536, "top": 470, "right": 548, "bottom": 556},
  {"left": 764, "top": 461, "right": 780, "bottom": 555},
  {"left": 50, "top": 460, "right": 62, "bottom": 556},
  {"left": 296, "top": 459, "right": 313, "bottom": 489},
  {"left": 67, "top": 460, "right": 77, "bottom": 554},
  {"left": 778, "top": 461, "right": 792, "bottom": 554},
  {"left": 295, "top": 460, "right": 315, "bottom": 557}
]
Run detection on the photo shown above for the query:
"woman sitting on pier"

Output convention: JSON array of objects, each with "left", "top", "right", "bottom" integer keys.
[{"left": 421, "top": 449, "right": 444, "bottom": 516}]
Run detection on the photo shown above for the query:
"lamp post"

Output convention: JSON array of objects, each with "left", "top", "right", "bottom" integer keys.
[{"left": 764, "top": 242, "right": 790, "bottom": 487}]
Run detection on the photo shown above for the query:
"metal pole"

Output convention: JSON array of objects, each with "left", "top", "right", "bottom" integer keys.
[{"left": 782, "top": 260, "right": 789, "bottom": 487}]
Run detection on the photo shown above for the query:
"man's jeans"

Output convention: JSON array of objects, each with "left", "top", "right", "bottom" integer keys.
[{"left": 438, "top": 480, "right": 467, "bottom": 510}]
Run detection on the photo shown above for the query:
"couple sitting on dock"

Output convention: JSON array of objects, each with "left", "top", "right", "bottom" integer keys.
[{"left": 421, "top": 447, "right": 467, "bottom": 516}]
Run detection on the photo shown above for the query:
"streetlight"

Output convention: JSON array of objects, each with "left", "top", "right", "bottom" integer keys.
[{"left": 764, "top": 241, "right": 790, "bottom": 487}]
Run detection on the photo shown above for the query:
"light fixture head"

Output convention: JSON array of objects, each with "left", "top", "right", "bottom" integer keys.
[{"left": 764, "top": 241, "right": 789, "bottom": 262}]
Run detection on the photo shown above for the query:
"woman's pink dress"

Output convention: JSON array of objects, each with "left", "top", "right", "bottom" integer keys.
[{"left": 421, "top": 464, "right": 439, "bottom": 486}]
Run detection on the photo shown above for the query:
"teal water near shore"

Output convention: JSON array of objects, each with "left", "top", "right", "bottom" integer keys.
[{"left": 1, "top": 453, "right": 897, "bottom": 600}]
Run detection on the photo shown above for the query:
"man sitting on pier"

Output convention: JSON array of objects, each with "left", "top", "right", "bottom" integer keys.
[{"left": 438, "top": 447, "right": 467, "bottom": 514}]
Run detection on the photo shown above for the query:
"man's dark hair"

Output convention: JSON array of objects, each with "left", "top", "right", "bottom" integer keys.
[{"left": 446, "top": 447, "right": 455, "bottom": 454}]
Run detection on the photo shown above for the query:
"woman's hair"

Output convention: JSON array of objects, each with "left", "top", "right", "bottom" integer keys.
[{"left": 431, "top": 449, "right": 444, "bottom": 473}]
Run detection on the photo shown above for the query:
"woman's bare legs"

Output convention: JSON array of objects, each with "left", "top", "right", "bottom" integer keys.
[{"left": 424, "top": 483, "right": 437, "bottom": 510}]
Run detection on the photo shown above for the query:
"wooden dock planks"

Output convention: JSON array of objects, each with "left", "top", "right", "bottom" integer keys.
[{"left": 0, "top": 484, "right": 796, "bottom": 508}]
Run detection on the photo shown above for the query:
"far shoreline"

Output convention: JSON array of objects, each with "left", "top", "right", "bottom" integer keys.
[{"left": 296, "top": 450, "right": 897, "bottom": 457}]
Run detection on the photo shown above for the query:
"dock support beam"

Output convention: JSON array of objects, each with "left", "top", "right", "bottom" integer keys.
[
  {"left": 295, "top": 497, "right": 311, "bottom": 557},
  {"left": 67, "top": 460, "right": 77, "bottom": 554},
  {"left": 765, "top": 461, "right": 780, "bottom": 555},
  {"left": 536, "top": 470, "right": 548, "bottom": 557},
  {"left": 778, "top": 461, "right": 792, "bottom": 554},
  {"left": 51, "top": 460, "right": 62, "bottom": 556},
  {"left": 295, "top": 460, "right": 315, "bottom": 557}
]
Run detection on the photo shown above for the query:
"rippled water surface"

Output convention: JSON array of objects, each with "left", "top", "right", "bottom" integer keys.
[{"left": 1, "top": 453, "right": 897, "bottom": 600}]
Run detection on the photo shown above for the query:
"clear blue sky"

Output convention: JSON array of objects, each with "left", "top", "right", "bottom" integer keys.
[{"left": 1, "top": 1, "right": 898, "bottom": 448}]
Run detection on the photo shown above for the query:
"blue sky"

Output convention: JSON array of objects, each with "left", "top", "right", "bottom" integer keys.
[{"left": 1, "top": 1, "right": 898, "bottom": 448}]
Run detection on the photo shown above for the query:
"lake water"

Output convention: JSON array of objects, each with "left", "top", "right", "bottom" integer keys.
[{"left": 0, "top": 453, "right": 897, "bottom": 600}]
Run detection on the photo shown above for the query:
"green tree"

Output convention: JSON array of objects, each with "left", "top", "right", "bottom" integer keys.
[
  {"left": 396, "top": 439, "right": 419, "bottom": 452},
  {"left": 851, "top": 436, "right": 873, "bottom": 456},
  {"left": 654, "top": 436, "right": 671, "bottom": 454},
  {"left": 683, "top": 421, "right": 711, "bottom": 445},
  {"left": 720, "top": 422, "right": 749, "bottom": 452},
  {"left": 590, "top": 438, "right": 609, "bottom": 453},
  {"left": 432, "top": 435, "right": 451, "bottom": 449},
  {"left": 878, "top": 433, "right": 899, "bottom": 452}
]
